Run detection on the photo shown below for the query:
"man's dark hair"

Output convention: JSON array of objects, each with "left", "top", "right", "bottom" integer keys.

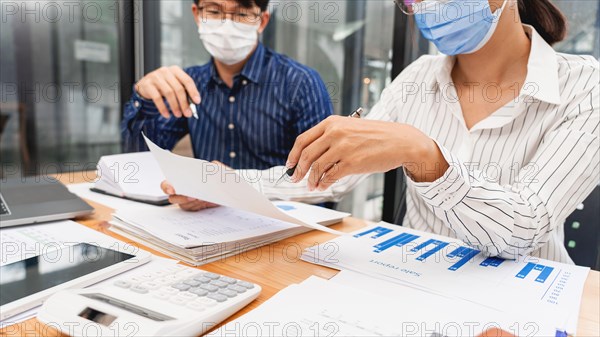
[{"left": 194, "top": 0, "right": 269, "bottom": 12}]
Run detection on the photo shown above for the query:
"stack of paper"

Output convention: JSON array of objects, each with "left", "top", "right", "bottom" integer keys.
[
  {"left": 301, "top": 222, "right": 590, "bottom": 335},
  {"left": 212, "top": 273, "right": 558, "bottom": 337},
  {"left": 142, "top": 135, "right": 345, "bottom": 235},
  {"left": 110, "top": 202, "right": 349, "bottom": 266},
  {"left": 92, "top": 152, "right": 169, "bottom": 205}
]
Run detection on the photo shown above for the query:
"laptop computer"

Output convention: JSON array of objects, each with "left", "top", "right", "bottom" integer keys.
[{"left": 0, "top": 178, "right": 94, "bottom": 228}]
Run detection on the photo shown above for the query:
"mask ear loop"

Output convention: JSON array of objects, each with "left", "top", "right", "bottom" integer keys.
[{"left": 467, "top": 0, "right": 509, "bottom": 54}]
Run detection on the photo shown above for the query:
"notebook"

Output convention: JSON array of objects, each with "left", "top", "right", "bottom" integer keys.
[{"left": 92, "top": 152, "right": 169, "bottom": 206}]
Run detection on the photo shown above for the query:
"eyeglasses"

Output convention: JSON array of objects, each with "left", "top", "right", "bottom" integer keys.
[
  {"left": 393, "top": 0, "right": 417, "bottom": 15},
  {"left": 393, "top": 0, "right": 449, "bottom": 15},
  {"left": 198, "top": 4, "right": 262, "bottom": 24}
]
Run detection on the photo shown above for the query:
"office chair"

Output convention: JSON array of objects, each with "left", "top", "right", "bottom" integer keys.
[{"left": 563, "top": 185, "right": 600, "bottom": 271}]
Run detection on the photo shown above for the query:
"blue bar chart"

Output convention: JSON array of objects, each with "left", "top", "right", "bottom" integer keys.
[
  {"left": 353, "top": 226, "right": 558, "bottom": 279},
  {"left": 411, "top": 239, "right": 449, "bottom": 261},
  {"left": 448, "top": 247, "right": 480, "bottom": 270},
  {"left": 516, "top": 262, "right": 554, "bottom": 283},
  {"left": 373, "top": 233, "right": 420, "bottom": 253},
  {"left": 536, "top": 266, "right": 554, "bottom": 283},
  {"left": 480, "top": 256, "right": 505, "bottom": 267},
  {"left": 354, "top": 226, "right": 394, "bottom": 239}
]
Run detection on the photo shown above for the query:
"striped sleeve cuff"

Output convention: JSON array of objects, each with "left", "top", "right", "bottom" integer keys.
[{"left": 407, "top": 141, "right": 471, "bottom": 211}]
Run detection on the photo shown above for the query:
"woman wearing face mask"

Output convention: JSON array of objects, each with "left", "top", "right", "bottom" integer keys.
[
  {"left": 122, "top": 0, "right": 333, "bottom": 210},
  {"left": 243, "top": 0, "right": 600, "bottom": 263}
]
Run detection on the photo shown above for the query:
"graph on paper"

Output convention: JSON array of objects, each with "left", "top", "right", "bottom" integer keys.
[
  {"left": 303, "top": 222, "right": 590, "bottom": 334},
  {"left": 351, "top": 225, "right": 565, "bottom": 285}
]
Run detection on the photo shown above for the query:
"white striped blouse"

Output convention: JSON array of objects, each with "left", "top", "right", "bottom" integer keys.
[{"left": 241, "top": 26, "right": 600, "bottom": 263}]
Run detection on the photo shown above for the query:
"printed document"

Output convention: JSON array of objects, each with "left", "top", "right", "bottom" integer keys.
[{"left": 143, "top": 134, "right": 344, "bottom": 235}]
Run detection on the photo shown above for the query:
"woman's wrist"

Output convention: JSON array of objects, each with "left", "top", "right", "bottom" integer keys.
[{"left": 402, "top": 138, "right": 449, "bottom": 183}]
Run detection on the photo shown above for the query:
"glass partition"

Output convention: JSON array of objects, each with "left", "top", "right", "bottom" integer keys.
[{"left": 0, "top": 1, "right": 128, "bottom": 178}]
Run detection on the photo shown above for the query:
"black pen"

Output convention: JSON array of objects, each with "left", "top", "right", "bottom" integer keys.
[{"left": 275, "top": 107, "right": 364, "bottom": 186}]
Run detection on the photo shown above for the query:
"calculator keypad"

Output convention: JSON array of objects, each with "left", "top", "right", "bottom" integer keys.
[{"left": 114, "top": 265, "right": 256, "bottom": 310}]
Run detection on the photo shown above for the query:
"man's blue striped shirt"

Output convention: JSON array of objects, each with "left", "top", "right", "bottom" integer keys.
[{"left": 122, "top": 43, "right": 333, "bottom": 170}]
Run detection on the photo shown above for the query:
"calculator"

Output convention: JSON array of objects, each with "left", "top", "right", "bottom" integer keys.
[{"left": 37, "top": 263, "right": 261, "bottom": 336}]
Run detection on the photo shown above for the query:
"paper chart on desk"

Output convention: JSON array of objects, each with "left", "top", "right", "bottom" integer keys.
[
  {"left": 143, "top": 134, "right": 344, "bottom": 235},
  {"left": 302, "top": 222, "right": 589, "bottom": 334},
  {"left": 212, "top": 276, "right": 557, "bottom": 337}
]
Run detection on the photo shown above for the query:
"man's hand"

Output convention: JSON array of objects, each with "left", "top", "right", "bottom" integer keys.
[
  {"left": 135, "top": 66, "right": 201, "bottom": 119},
  {"left": 160, "top": 180, "right": 218, "bottom": 212}
]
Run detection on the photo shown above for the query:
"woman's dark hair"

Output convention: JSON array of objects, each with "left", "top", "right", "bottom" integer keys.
[
  {"left": 193, "top": 0, "right": 269, "bottom": 12},
  {"left": 518, "top": 0, "right": 567, "bottom": 45}
]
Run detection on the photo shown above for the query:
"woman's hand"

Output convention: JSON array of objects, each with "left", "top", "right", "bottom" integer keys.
[
  {"left": 286, "top": 115, "right": 448, "bottom": 191},
  {"left": 160, "top": 180, "right": 218, "bottom": 212}
]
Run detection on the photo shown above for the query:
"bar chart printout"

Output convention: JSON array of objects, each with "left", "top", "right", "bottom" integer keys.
[
  {"left": 516, "top": 262, "right": 555, "bottom": 283},
  {"left": 373, "top": 233, "right": 420, "bottom": 253},
  {"left": 354, "top": 226, "right": 393, "bottom": 239},
  {"left": 446, "top": 246, "right": 481, "bottom": 271},
  {"left": 301, "top": 223, "right": 592, "bottom": 335},
  {"left": 358, "top": 227, "right": 489, "bottom": 271},
  {"left": 411, "top": 239, "right": 449, "bottom": 261},
  {"left": 480, "top": 256, "right": 505, "bottom": 267}
]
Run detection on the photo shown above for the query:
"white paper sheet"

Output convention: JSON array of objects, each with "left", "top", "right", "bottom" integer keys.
[
  {"left": 302, "top": 222, "right": 589, "bottom": 335},
  {"left": 113, "top": 206, "right": 300, "bottom": 248},
  {"left": 272, "top": 201, "right": 350, "bottom": 226},
  {"left": 94, "top": 151, "right": 168, "bottom": 201},
  {"left": 212, "top": 275, "right": 557, "bottom": 337},
  {"left": 143, "top": 134, "right": 345, "bottom": 235}
]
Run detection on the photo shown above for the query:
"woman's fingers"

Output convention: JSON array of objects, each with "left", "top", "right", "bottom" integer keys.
[
  {"left": 316, "top": 160, "right": 350, "bottom": 191},
  {"left": 292, "top": 137, "right": 330, "bottom": 184},
  {"left": 306, "top": 149, "right": 339, "bottom": 191},
  {"left": 286, "top": 117, "right": 333, "bottom": 170}
]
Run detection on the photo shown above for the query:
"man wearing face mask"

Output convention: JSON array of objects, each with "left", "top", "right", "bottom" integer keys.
[{"left": 121, "top": 0, "right": 333, "bottom": 173}]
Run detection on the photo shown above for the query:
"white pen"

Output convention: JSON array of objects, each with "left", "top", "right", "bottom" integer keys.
[{"left": 187, "top": 96, "right": 199, "bottom": 119}]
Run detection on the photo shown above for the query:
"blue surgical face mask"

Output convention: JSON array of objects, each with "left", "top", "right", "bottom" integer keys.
[{"left": 413, "top": 0, "right": 507, "bottom": 56}]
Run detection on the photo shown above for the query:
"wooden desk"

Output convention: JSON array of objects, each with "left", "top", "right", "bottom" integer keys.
[{"left": 1, "top": 172, "right": 599, "bottom": 336}]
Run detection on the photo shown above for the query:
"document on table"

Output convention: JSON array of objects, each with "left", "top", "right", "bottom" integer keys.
[
  {"left": 211, "top": 275, "right": 557, "bottom": 337},
  {"left": 302, "top": 222, "right": 590, "bottom": 335},
  {"left": 113, "top": 206, "right": 300, "bottom": 249},
  {"left": 143, "top": 134, "right": 344, "bottom": 235}
]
